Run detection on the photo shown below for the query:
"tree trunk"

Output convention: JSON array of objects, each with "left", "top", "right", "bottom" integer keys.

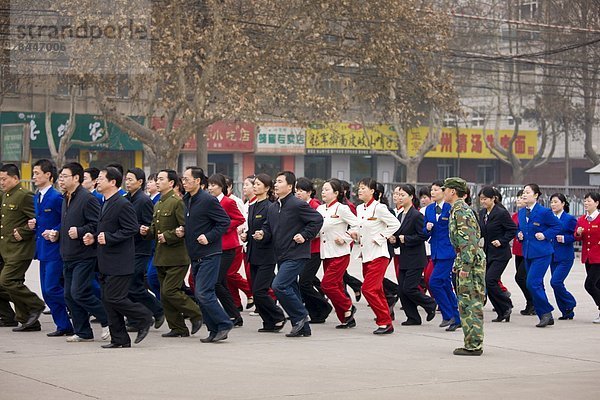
[
  {"left": 511, "top": 168, "right": 524, "bottom": 185},
  {"left": 196, "top": 127, "right": 208, "bottom": 170},
  {"left": 405, "top": 161, "right": 419, "bottom": 184}
]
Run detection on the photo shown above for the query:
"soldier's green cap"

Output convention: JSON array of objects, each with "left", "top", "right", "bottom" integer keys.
[{"left": 443, "top": 177, "right": 467, "bottom": 192}]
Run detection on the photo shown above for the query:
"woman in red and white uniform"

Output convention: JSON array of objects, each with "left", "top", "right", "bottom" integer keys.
[
  {"left": 574, "top": 191, "right": 600, "bottom": 323},
  {"left": 349, "top": 178, "right": 400, "bottom": 334},
  {"left": 317, "top": 179, "right": 359, "bottom": 329}
]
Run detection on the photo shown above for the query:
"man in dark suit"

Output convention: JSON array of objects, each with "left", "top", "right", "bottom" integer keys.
[
  {"left": 83, "top": 167, "right": 153, "bottom": 348},
  {"left": 29, "top": 159, "right": 73, "bottom": 336},
  {"left": 59, "top": 162, "right": 109, "bottom": 342},
  {"left": 254, "top": 171, "right": 323, "bottom": 338},
  {"left": 391, "top": 184, "right": 437, "bottom": 327},
  {"left": 0, "top": 163, "right": 46, "bottom": 332},
  {"left": 179, "top": 167, "right": 231, "bottom": 343},
  {"left": 124, "top": 168, "right": 164, "bottom": 331}
]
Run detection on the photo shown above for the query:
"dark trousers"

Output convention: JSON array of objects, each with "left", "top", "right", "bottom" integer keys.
[
  {"left": 64, "top": 258, "right": 108, "bottom": 339},
  {"left": 251, "top": 263, "right": 285, "bottom": 328},
  {"left": 156, "top": 264, "right": 202, "bottom": 334},
  {"left": 100, "top": 273, "right": 153, "bottom": 345},
  {"left": 383, "top": 278, "right": 399, "bottom": 306},
  {"left": 128, "top": 254, "right": 163, "bottom": 320},
  {"left": 273, "top": 259, "right": 309, "bottom": 326},
  {"left": 398, "top": 268, "right": 436, "bottom": 324},
  {"left": 299, "top": 253, "right": 332, "bottom": 321},
  {"left": 192, "top": 255, "right": 233, "bottom": 333},
  {"left": 0, "top": 258, "right": 45, "bottom": 323},
  {"left": 514, "top": 255, "right": 533, "bottom": 308},
  {"left": 584, "top": 263, "right": 600, "bottom": 309},
  {"left": 343, "top": 271, "right": 362, "bottom": 294},
  {"left": 40, "top": 259, "right": 72, "bottom": 332},
  {"left": 0, "top": 258, "right": 16, "bottom": 322},
  {"left": 216, "top": 249, "right": 241, "bottom": 320},
  {"left": 486, "top": 259, "right": 513, "bottom": 317}
]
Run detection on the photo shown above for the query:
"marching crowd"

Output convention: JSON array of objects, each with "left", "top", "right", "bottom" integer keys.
[{"left": 0, "top": 160, "right": 599, "bottom": 356}]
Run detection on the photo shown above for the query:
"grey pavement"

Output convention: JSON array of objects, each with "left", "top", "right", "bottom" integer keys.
[{"left": 1, "top": 257, "right": 599, "bottom": 400}]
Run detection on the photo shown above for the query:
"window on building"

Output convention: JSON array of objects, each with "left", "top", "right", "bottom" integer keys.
[
  {"left": 443, "top": 115, "right": 457, "bottom": 127},
  {"left": 437, "top": 163, "right": 454, "bottom": 180},
  {"left": 477, "top": 164, "right": 495, "bottom": 185},
  {"left": 519, "top": 1, "right": 538, "bottom": 20},
  {"left": 0, "top": 67, "right": 19, "bottom": 94},
  {"left": 395, "top": 163, "right": 406, "bottom": 182},
  {"left": 304, "top": 155, "right": 330, "bottom": 180},
  {"left": 255, "top": 156, "right": 282, "bottom": 179},
  {"left": 471, "top": 111, "right": 485, "bottom": 127},
  {"left": 56, "top": 77, "right": 84, "bottom": 97},
  {"left": 572, "top": 167, "right": 590, "bottom": 186},
  {"left": 350, "top": 155, "right": 375, "bottom": 184}
]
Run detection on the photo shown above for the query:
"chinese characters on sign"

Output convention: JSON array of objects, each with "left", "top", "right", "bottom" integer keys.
[
  {"left": 256, "top": 123, "right": 305, "bottom": 154},
  {"left": 409, "top": 127, "right": 538, "bottom": 159},
  {"left": 305, "top": 123, "right": 398, "bottom": 154}
]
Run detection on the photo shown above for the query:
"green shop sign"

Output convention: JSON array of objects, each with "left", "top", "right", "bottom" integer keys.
[{"left": 0, "top": 112, "right": 143, "bottom": 151}]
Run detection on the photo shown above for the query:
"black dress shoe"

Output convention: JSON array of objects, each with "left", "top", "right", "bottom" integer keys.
[
  {"left": 22, "top": 309, "right": 44, "bottom": 328},
  {"left": 0, "top": 320, "right": 19, "bottom": 327},
  {"left": 492, "top": 309, "right": 512, "bottom": 323},
  {"left": 246, "top": 298, "right": 255, "bottom": 309},
  {"left": 126, "top": 325, "right": 139, "bottom": 333},
  {"left": 453, "top": 347, "right": 483, "bottom": 356},
  {"left": 271, "top": 320, "right": 286, "bottom": 332},
  {"left": 354, "top": 291, "right": 362, "bottom": 302},
  {"left": 426, "top": 308, "right": 436, "bottom": 322},
  {"left": 401, "top": 320, "right": 421, "bottom": 326},
  {"left": 310, "top": 319, "right": 326, "bottom": 324},
  {"left": 161, "top": 330, "right": 190, "bottom": 338},
  {"left": 200, "top": 333, "right": 216, "bottom": 343},
  {"left": 445, "top": 322, "right": 461, "bottom": 332},
  {"left": 101, "top": 342, "right": 131, "bottom": 349},
  {"left": 520, "top": 306, "right": 536, "bottom": 315},
  {"left": 558, "top": 309, "right": 575, "bottom": 320},
  {"left": 373, "top": 325, "right": 394, "bottom": 334},
  {"left": 13, "top": 323, "right": 42, "bottom": 332},
  {"left": 335, "top": 318, "right": 356, "bottom": 329},
  {"left": 258, "top": 327, "right": 277, "bottom": 332},
  {"left": 191, "top": 317, "right": 203, "bottom": 335},
  {"left": 47, "top": 329, "right": 74, "bottom": 337},
  {"left": 231, "top": 317, "right": 243, "bottom": 327},
  {"left": 154, "top": 314, "right": 166, "bottom": 329},
  {"left": 345, "top": 305, "right": 357, "bottom": 323},
  {"left": 289, "top": 315, "right": 309, "bottom": 335},
  {"left": 286, "top": 327, "right": 311, "bottom": 337},
  {"left": 213, "top": 327, "right": 232, "bottom": 342},
  {"left": 134, "top": 323, "right": 151, "bottom": 344},
  {"left": 536, "top": 313, "right": 554, "bottom": 328}
]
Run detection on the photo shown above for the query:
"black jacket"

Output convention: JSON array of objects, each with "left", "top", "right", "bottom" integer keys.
[
  {"left": 246, "top": 198, "right": 276, "bottom": 265},
  {"left": 60, "top": 184, "right": 100, "bottom": 261},
  {"left": 261, "top": 194, "right": 323, "bottom": 262},
  {"left": 479, "top": 204, "right": 518, "bottom": 262},
  {"left": 126, "top": 189, "right": 153, "bottom": 256},
  {"left": 393, "top": 206, "right": 428, "bottom": 270},
  {"left": 95, "top": 194, "right": 138, "bottom": 275},
  {"left": 183, "top": 190, "right": 230, "bottom": 261}
]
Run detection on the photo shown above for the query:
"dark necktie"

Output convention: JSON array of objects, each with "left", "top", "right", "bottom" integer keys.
[
  {"left": 484, "top": 214, "right": 488, "bottom": 225},
  {"left": 435, "top": 205, "right": 442, "bottom": 215},
  {"left": 38, "top": 193, "right": 42, "bottom": 205},
  {"left": 526, "top": 208, "right": 531, "bottom": 218},
  {"left": 588, "top": 215, "right": 594, "bottom": 222},
  {"left": 400, "top": 212, "right": 406, "bottom": 226}
]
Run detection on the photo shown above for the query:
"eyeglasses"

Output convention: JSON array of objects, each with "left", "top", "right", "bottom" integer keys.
[{"left": 58, "top": 174, "right": 73, "bottom": 179}]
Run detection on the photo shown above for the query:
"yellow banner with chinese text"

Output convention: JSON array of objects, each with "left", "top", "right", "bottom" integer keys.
[{"left": 408, "top": 127, "right": 538, "bottom": 159}]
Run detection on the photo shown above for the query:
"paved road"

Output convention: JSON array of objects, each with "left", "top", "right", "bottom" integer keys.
[{"left": 1, "top": 258, "right": 598, "bottom": 399}]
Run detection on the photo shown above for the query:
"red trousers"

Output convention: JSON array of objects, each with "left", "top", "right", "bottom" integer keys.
[
  {"left": 423, "top": 258, "right": 434, "bottom": 295},
  {"left": 322, "top": 255, "right": 353, "bottom": 323},
  {"left": 227, "top": 246, "right": 252, "bottom": 307},
  {"left": 363, "top": 257, "right": 393, "bottom": 326}
]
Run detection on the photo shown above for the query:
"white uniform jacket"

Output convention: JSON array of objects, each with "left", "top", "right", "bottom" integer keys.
[
  {"left": 317, "top": 201, "right": 359, "bottom": 259},
  {"left": 351, "top": 200, "right": 401, "bottom": 263}
]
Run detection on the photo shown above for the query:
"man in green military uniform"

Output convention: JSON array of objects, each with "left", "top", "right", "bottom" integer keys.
[
  {"left": 0, "top": 164, "right": 46, "bottom": 332},
  {"left": 444, "top": 177, "right": 486, "bottom": 356},
  {"left": 0, "top": 182, "right": 18, "bottom": 327},
  {"left": 140, "top": 169, "right": 202, "bottom": 337}
]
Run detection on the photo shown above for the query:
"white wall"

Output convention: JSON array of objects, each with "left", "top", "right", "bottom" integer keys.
[
  {"left": 376, "top": 156, "right": 395, "bottom": 184},
  {"left": 330, "top": 154, "right": 349, "bottom": 181}
]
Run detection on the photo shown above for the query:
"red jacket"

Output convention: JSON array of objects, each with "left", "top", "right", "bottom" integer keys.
[
  {"left": 575, "top": 214, "right": 600, "bottom": 264},
  {"left": 220, "top": 195, "right": 246, "bottom": 250},
  {"left": 309, "top": 197, "right": 321, "bottom": 254},
  {"left": 511, "top": 212, "right": 523, "bottom": 256}
]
